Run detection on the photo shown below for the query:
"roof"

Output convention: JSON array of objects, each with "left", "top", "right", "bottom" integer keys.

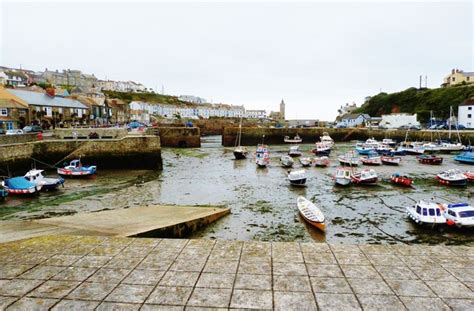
[
  {"left": 25, "top": 170, "right": 44, "bottom": 177},
  {"left": 5, "top": 70, "right": 28, "bottom": 79},
  {"left": 0, "top": 87, "right": 29, "bottom": 108},
  {"left": 7, "top": 89, "right": 87, "bottom": 109},
  {"left": 460, "top": 97, "right": 474, "bottom": 106},
  {"left": 341, "top": 113, "right": 370, "bottom": 120}
]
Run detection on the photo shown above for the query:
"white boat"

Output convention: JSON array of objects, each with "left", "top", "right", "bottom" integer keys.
[
  {"left": 233, "top": 118, "right": 248, "bottom": 159},
  {"left": 24, "top": 169, "right": 64, "bottom": 191},
  {"left": 439, "top": 142, "right": 464, "bottom": 153},
  {"left": 297, "top": 196, "right": 326, "bottom": 232},
  {"left": 436, "top": 169, "right": 468, "bottom": 186},
  {"left": 313, "top": 156, "right": 330, "bottom": 167},
  {"left": 299, "top": 157, "right": 312, "bottom": 167},
  {"left": 382, "top": 138, "right": 397, "bottom": 146},
  {"left": 351, "top": 168, "right": 378, "bottom": 185},
  {"left": 256, "top": 144, "right": 270, "bottom": 167},
  {"left": 364, "top": 138, "right": 379, "bottom": 148},
  {"left": 444, "top": 203, "right": 474, "bottom": 228},
  {"left": 338, "top": 152, "right": 360, "bottom": 166},
  {"left": 360, "top": 153, "right": 382, "bottom": 166},
  {"left": 422, "top": 142, "right": 441, "bottom": 153},
  {"left": 280, "top": 155, "right": 294, "bottom": 168},
  {"left": 334, "top": 167, "right": 352, "bottom": 186},
  {"left": 312, "top": 143, "right": 331, "bottom": 156},
  {"left": 381, "top": 155, "right": 401, "bottom": 165},
  {"left": 284, "top": 135, "right": 302, "bottom": 144},
  {"left": 288, "top": 169, "right": 307, "bottom": 186},
  {"left": 57, "top": 159, "right": 97, "bottom": 177},
  {"left": 320, "top": 132, "right": 334, "bottom": 147},
  {"left": 406, "top": 200, "right": 447, "bottom": 225},
  {"left": 288, "top": 145, "right": 302, "bottom": 157}
]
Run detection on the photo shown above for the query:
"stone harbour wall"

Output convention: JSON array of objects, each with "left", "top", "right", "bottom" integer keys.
[{"left": 147, "top": 127, "right": 201, "bottom": 147}]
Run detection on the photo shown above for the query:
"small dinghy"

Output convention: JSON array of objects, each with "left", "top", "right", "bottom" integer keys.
[
  {"left": 381, "top": 155, "right": 401, "bottom": 165},
  {"left": 288, "top": 145, "right": 302, "bottom": 157},
  {"left": 299, "top": 157, "right": 312, "bottom": 167},
  {"left": 297, "top": 196, "right": 326, "bottom": 232},
  {"left": 233, "top": 146, "right": 248, "bottom": 160},
  {"left": 288, "top": 169, "right": 307, "bottom": 186},
  {"left": 25, "top": 169, "right": 64, "bottom": 191},
  {"left": 284, "top": 135, "right": 302, "bottom": 144},
  {"left": 406, "top": 200, "right": 447, "bottom": 226},
  {"left": 4, "top": 177, "right": 42, "bottom": 195},
  {"left": 256, "top": 144, "right": 270, "bottom": 168},
  {"left": 313, "top": 156, "right": 330, "bottom": 167},
  {"left": 417, "top": 154, "right": 443, "bottom": 165},
  {"left": 280, "top": 155, "right": 294, "bottom": 168},
  {"left": 338, "top": 152, "right": 360, "bottom": 166},
  {"left": 454, "top": 152, "right": 474, "bottom": 164},
  {"left": 360, "top": 152, "right": 382, "bottom": 166},
  {"left": 390, "top": 173, "right": 413, "bottom": 187},
  {"left": 444, "top": 203, "right": 474, "bottom": 228},
  {"left": 57, "top": 159, "right": 97, "bottom": 177},
  {"left": 334, "top": 167, "right": 352, "bottom": 186},
  {"left": 436, "top": 169, "right": 467, "bottom": 186},
  {"left": 351, "top": 168, "right": 378, "bottom": 185}
]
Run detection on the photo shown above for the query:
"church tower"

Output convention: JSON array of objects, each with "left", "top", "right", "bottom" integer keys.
[{"left": 280, "top": 99, "right": 286, "bottom": 120}]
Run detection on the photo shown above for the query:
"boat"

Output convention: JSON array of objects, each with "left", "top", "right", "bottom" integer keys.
[
  {"left": 0, "top": 181, "right": 8, "bottom": 201},
  {"left": 382, "top": 138, "right": 397, "bottom": 147},
  {"left": 297, "top": 196, "right": 326, "bottom": 232},
  {"left": 355, "top": 145, "right": 376, "bottom": 155},
  {"left": 299, "top": 157, "right": 312, "bottom": 167},
  {"left": 444, "top": 203, "right": 474, "bottom": 228},
  {"left": 360, "top": 152, "right": 382, "bottom": 166},
  {"left": 255, "top": 144, "right": 270, "bottom": 168},
  {"left": 422, "top": 142, "right": 441, "bottom": 153},
  {"left": 436, "top": 169, "right": 468, "bottom": 186},
  {"left": 438, "top": 107, "right": 465, "bottom": 153},
  {"left": 381, "top": 155, "right": 401, "bottom": 165},
  {"left": 338, "top": 152, "right": 360, "bottom": 166},
  {"left": 312, "top": 143, "right": 331, "bottom": 156},
  {"left": 288, "top": 169, "right": 307, "bottom": 186},
  {"left": 439, "top": 142, "right": 464, "bottom": 153},
  {"left": 319, "top": 132, "right": 334, "bottom": 147},
  {"left": 389, "top": 148, "right": 406, "bottom": 156},
  {"left": 334, "top": 167, "right": 352, "bottom": 186},
  {"left": 288, "top": 145, "right": 302, "bottom": 157},
  {"left": 4, "top": 177, "right": 42, "bottom": 195},
  {"left": 351, "top": 168, "right": 378, "bottom": 185},
  {"left": 416, "top": 154, "right": 443, "bottom": 165},
  {"left": 401, "top": 144, "right": 425, "bottom": 155},
  {"left": 284, "top": 135, "right": 302, "bottom": 144},
  {"left": 233, "top": 118, "right": 248, "bottom": 159},
  {"left": 375, "top": 144, "right": 391, "bottom": 155},
  {"left": 24, "top": 169, "right": 65, "bottom": 191},
  {"left": 454, "top": 152, "right": 474, "bottom": 164},
  {"left": 57, "top": 159, "right": 97, "bottom": 177},
  {"left": 313, "top": 156, "right": 330, "bottom": 167},
  {"left": 406, "top": 200, "right": 447, "bottom": 226},
  {"left": 280, "top": 155, "right": 294, "bottom": 168},
  {"left": 464, "top": 171, "right": 474, "bottom": 181},
  {"left": 390, "top": 173, "right": 413, "bottom": 187}
]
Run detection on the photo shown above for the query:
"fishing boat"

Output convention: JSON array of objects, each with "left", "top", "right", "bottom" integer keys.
[
  {"left": 338, "top": 152, "right": 360, "bottom": 166},
  {"left": 444, "top": 203, "right": 474, "bottom": 228},
  {"left": 375, "top": 144, "right": 391, "bottom": 155},
  {"left": 360, "top": 152, "right": 382, "bottom": 166},
  {"left": 319, "top": 132, "right": 334, "bottom": 147},
  {"left": 233, "top": 118, "right": 248, "bottom": 159},
  {"left": 24, "top": 169, "right": 64, "bottom": 191},
  {"left": 351, "top": 168, "right": 378, "bottom": 185},
  {"left": 288, "top": 145, "right": 302, "bottom": 157},
  {"left": 464, "top": 171, "right": 474, "bottom": 181},
  {"left": 416, "top": 154, "right": 443, "bottom": 165},
  {"left": 389, "top": 148, "right": 406, "bottom": 156},
  {"left": 401, "top": 144, "right": 425, "bottom": 155},
  {"left": 355, "top": 145, "right": 376, "bottom": 155},
  {"left": 4, "top": 177, "right": 42, "bottom": 195},
  {"left": 334, "top": 167, "right": 352, "bottom": 186},
  {"left": 255, "top": 144, "right": 270, "bottom": 168},
  {"left": 284, "top": 135, "right": 302, "bottom": 144},
  {"left": 381, "top": 155, "right": 401, "bottom": 165},
  {"left": 454, "top": 152, "right": 474, "bottom": 164},
  {"left": 297, "top": 196, "right": 326, "bottom": 232},
  {"left": 299, "top": 157, "right": 312, "bottom": 167},
  {"left": 280, "top": 155, "right": 294, "bottom": 168},
  {"left": 0, "top": 182, "right": 8, "bottom": 201},
  {"left": 288, "top": 169, "right": 307, "bottom": 186},
  {"left": 422, "top": 142, "right": 441, "bottom": 154},
  {"left": 436, "top": 169, "right": 468, "bottom": 186},
  {"left": 57, "top": 159, "right": 97, "bottom": 177},
  {"left": 313, "top": 156, "right": 330, "bottom": 167},
  {"left": 406, "top": 200, "right": 447, "bottom": 226},
  {"left": 312, "top": 143, "right": 331, "bottom": 156},
  {"left": 382, "top": 138, "right": 397, "bottom": 147},
  {"left": 439, "top": 142, "right": 464, "bottom": 153},
  {"left": 390, "top": 173, "right": 413, "bottom": 187}
]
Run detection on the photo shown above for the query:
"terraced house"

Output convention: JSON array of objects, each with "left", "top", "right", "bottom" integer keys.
[{"left": 0, "top": 87, "right": 30, "bottom": 130}]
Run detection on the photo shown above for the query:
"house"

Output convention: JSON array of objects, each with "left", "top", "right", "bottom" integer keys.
[
  {"left": 379, "top": 113, "right": 420, "bottom": 129},
  {"left": 458, "top": 97, "right": 474, "bottom": 128},
  {"left": 77, "top": 95, "right": 110, "bottom": 126},
  {"left": 0, "top": 71, "right": 7, "bottom": 85},
  {"left": 0, "top": 87, "right": 30, "bottom": 130},
  {"left": 245, "top": 110, "right": 267, "bottom": 119},
  {"left": 7, "top": 89, "right": 88, "bottom": 128},
  {"left": 337, "top": 102, "right": 358, "bottom": 118},
  {"left": 5, "top": 70, "right": 28, "bottom": 87},
  {"left": 108, "top": 99, "right": 129, "bottom": 124},
  {"left": 337, "top": 113, "right": 371, "bottom": 127},
  {"left": 442, "top": 69, "right": 474, "bottom": 87},
  {"left": 179, "top": 95, "right": 207, "bottom": 104}
]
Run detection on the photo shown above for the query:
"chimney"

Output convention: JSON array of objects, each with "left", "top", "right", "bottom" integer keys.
[{"left": 452, "top": 69, "right": 455, "bottom": 74}]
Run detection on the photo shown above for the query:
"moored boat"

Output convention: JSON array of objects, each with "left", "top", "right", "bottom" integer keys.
[
  {"left": 416, "top": 154, "right": 443, "bottom": 165},
  {"left": 406, "top": 200, "right": 446, "bottom": 226},
  {"left": 288, "top": 145, "right": 302, "bottom": 157},
  {"left": 351, "top": 168, "right": 378, "bottom": 185},
  {"left": 284, "top": 135, "right": 302, "bottom": 144},
  {"left": 24, "top": 169, "right": 64, "bottom": 191},
  {"left": 297, "top": 196, "right": 326, "bottom": 232},
  {"left": 464, "top": 171, "right": 474, "bottom": 181},
  {"left": 444, "top": 203, "right": 474, "bottom": 228},
  {"left": 454, "top": 152, "right": 474, "bottom": 164},
  {"left": 288, "top": 169, "right": 307, "bottom": 186},
  {"left": 256, "top": 144, "right": 270, "bottom": 167},
  {"left": 280, "top": 155, "right": 294, "bottom": 168},
  {"left": 4, "top": 177, "right": 42, "bottom": 195},
  {"left": 233, "top": 118, "right": 248, "bottom": 159},
  {"left": 299, "top": 157, "right": 312, "bottom": 167},
  {"left": 313, "top": 156, "right": 330, "bottom": 167},
  {"left": 382, "top": 138, "right": 397, "bottom": 147},
  {"left": 319, "top": 132, "right": 334, "bottom": 147},
  {"left": 338, "top": 152, "right": 360, "bottom": 166},
  {"left": 381, "top": 155, "right": 401, "bottom": 165},
  {"left": 334, "top": 167, "right": 352, "bottom": 186},
  {"left": 58, "top": 159, "right": 97, "bottom": 177},
  {"left": 360, "top": 152, "right": 382, "bottom": 166},
  {"left": 390, "top": 173, "right": 413, "bottom": 187},
  {"left": 312, "top": 143, "right": 331, "bottom": 156},
  {"left": 436, "top": 169, "right": 468, "bottom": 186}
]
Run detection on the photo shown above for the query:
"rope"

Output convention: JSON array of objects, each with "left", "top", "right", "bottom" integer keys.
[{"left": 29, "top": 157, "right": 59, "bottom": 169}]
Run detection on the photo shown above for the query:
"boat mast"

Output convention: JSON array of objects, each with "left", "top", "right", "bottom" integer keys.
[{"left": 449, "top": 106, "right": 452, "bottom": 141}]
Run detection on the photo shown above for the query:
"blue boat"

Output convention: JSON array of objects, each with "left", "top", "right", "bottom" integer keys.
[
  {"left": 57, "top": 159, "right": 97, "bottom": 177},
  {"left": 355, "top": 146, "right": 375, "bottom": 155},
  {"left": 24, "top": 169, "right": 65, "bottom": 191},
  {"left": 454, "top": 152, "right": 474, "bottom": 164},
  {"left": 4, "top": 177, "right": 42, "bottom": 195}
]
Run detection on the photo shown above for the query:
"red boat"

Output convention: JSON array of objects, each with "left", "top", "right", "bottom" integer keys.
[
  {"left": 416, "top": 155, "right": 443, "bottom": 165},
  {"left": 464, "top": 172, "right": 474, "bottom": 181},
  {"left": 390, "top": 173, "right": 413, "bottom": 187}
]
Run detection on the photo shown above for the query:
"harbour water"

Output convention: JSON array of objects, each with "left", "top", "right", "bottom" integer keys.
[{"left": 1, "top": 135, "right": 473, "bottom": 245}]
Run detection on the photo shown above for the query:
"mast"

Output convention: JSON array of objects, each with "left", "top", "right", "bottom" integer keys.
[
  {"left": 238, "top": 118, "right": 242, "bottom": 147},
  {"left": 449, "top": 106, "right": 452, "bottom": 141}
]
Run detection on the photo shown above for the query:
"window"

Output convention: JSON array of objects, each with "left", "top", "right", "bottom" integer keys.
[
  {"left": 416, "top": 206, "right": 421, "bottom": 214},
  {"left": 459, "top": 210, "right": 474, "bottom": 218},
  {"left": 452, "top": 77, "right": 456, "bottom": 82},
  {"left": 422, "top": 208, "right": 427, "bottom": 216},
  {"left": 0, "top": 108, "right": 7, "bottom": 116},
  {"left": 468, "top": 77, "right": 470, "bottom": 81},
  {"left": 468, "top": 107, "right": 472, "bottom": 110},
  {"left": 468, "top": 114, "right": 471, "bottom": 119},
  {"left": 428, "top": 209, "right": 435, "bottom": 216},
  {"left": 436, "top": 209, "right": 441, "bottom": 216}
]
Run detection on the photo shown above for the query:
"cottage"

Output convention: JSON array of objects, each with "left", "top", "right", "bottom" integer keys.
[
  {"left": 458, "top": 98, "right": 474, "bottom": 128},
  {"left": 338, "top": 113, "right": 371, "bottom": 128},
  {"left": 442, "top": 69, "right": 474, "bottom": 87},
  {"left": 0, "top": 87, "right": 30, "bottom": 130},
  {"left": 5, "top": 70, "right": 28, "bottom": 87},
  {"left": 379, "top": 113, "right": 420, "bottom": 129}
]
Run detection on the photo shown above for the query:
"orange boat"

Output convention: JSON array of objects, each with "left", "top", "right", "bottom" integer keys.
[{"left": 297, "top": 196, "right": 326, "bottom": 232}]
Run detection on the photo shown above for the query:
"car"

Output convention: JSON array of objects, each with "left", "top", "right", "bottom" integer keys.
[
  {"left": 436, "top": 124, "right": 446, "bottom": 129},
  {"left": 23, "top": 125, "right": 43, "bottom": 133},
  {"left": 409, "top": 125, "right": 421, "bottom": 131},
  {"left": 336, "top": 124, "right": 347, "bottom": 128},
  {"left": 127, "top": 121, "right": 147, "bottom": 130},
  {"left": 428, "top": 124, "right": 438, "bottom": 130},
  {"left": 6, "top": 129, "right": 24, "bottom": 135},
  {"left": 0, "top": 129, "right": 5, "bottom": 135}
]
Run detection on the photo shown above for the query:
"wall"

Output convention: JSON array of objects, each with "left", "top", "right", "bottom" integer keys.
[
  {"left": 54, "top": 128, "right": 128, "bottom": 139},
  {"left": 146, "top": 127, "right": 201, "bottom": 147},
  {"left": 0, "top": 133, "right": 38, "bottom": 145},
  {"left": 458, "top": 106, "right": 474, "bottom": 128}
]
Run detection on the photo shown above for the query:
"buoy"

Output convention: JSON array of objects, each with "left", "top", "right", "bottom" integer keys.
[{"left": 446, "top": 219, "right": 455, "bottom": 226}]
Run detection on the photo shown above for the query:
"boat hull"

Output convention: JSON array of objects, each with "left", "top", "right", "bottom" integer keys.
[
  {"left": 436, "top": 176, "right": 467, "bottom": 186},
  {"left": 233, "top": 151, "right": 248, "bottom": 160},
  {"left": 391, "top": 176, "right": 413, "bottom": 187},
  {"left": 335, "top": 178, "right": 351, "bottom": 186},
  {"left": 290, "top": 178, "right": 307, "bottom": 186}
]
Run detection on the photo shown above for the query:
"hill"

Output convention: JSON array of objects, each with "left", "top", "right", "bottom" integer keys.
[
  {"left": 103, "top": 90, "right": 187, "bottom": 106},
  {"left": 356, "top": 85, "right": 474, "bottom": 123}
]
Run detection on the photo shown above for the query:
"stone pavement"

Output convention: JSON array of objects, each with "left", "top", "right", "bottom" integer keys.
[{"left": 0, "top": 236, "right": 473, "bottom": 310}]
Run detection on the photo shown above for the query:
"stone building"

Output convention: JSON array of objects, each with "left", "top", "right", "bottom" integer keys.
[{"left": 442, "top": 69, "right": 474, "bottom": 87}]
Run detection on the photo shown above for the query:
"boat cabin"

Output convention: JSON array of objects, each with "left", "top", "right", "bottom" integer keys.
[
  {"left": 24, "top": 169, "right": 45, "bottom": 182},
  {"left": 415, "top": 203, "right": 443, "bottom": 217}
]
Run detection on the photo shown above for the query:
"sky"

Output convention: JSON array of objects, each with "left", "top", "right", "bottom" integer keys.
[{"left": 0, "top": 0, "right": 473, "bottom": 120}]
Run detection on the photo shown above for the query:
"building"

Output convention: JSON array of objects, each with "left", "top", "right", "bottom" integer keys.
[
  {"left": 337, "top": 113, "right": 371, "bottom": 127},
  {"left": 287, "top": 119, "right": 318, "bottom": 127},
  {"left": 179, "top": 95, "right": 207, "bottom": 104},
  {"left": 379, "top": 113, "right": 420, "bottom": 129},
  {"left": 4, "top": 70, "right": 28, "bottom": 87},
  {"left": 0, "top": 71, "right": 7, "bottom": 85},
  {"left": 337, "top": 102, "right": 358, "bottom": 118},
  {"left": 97, "top": 80, "right": 146, "bottom": 93},
  {"left": 245, "top": 110, "right": 267, "bottom": 119},
  {"left": 0, "top": 87, "right": 30, "bottom": 129},
  {"left": 458, "top": 97, "right": 474, "bottom": 128},
  {"left": 442, "top": 69, "right": 474, "bottom": 87},
  {"left": 42, "top": 69, "right": 98, "bottom": 91}
]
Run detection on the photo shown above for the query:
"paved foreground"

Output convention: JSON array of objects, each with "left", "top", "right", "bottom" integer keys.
[{"left": 0, "top": 236, "right": 473, "bottom": 310}]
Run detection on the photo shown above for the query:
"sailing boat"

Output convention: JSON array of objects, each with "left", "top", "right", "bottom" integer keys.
[
  {"left": 233, "top": 118, "right": 248, "bottom": 159},
  {"left": 256, "top": 135, "right": 270, "bottom": 167},
  {"left": 439, "top": 106, "right": 464, "bottom": 153}
]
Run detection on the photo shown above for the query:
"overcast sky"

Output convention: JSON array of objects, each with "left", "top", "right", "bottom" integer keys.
[{"left": 1, "top": 1, "right": 472, "bottom": 120}]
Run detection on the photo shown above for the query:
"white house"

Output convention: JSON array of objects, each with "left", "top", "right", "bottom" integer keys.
[
  {"left": 245, "top": 110, "right": 267, "bottom": 119},
  {"left": 337, "top": 113, "right": 370, "bottom": 127},
  {"left": 458, "top": 98, "right": 474, "bottom": 128},
  {"left": 337, "top": 102, "right": 358, "bottom": 118},
  {"left": 379, "top": 113, "right": 420, "bottom": 129}
]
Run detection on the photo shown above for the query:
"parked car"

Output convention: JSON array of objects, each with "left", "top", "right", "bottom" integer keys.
[
  {"left": 336, "top": 124, "right": 347, "bottom": 128},
  {"left": 127, "top": 121, "right": 147, "bottom": 130},
  {"left": 6, "top": 129, "right": 24, "bottom": 135},
  {"left": 23, "top": 125, "right": 43, "bottom": 133},
  {"left": 0, "top": 129, "right": 5, "bottom": 135}
]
